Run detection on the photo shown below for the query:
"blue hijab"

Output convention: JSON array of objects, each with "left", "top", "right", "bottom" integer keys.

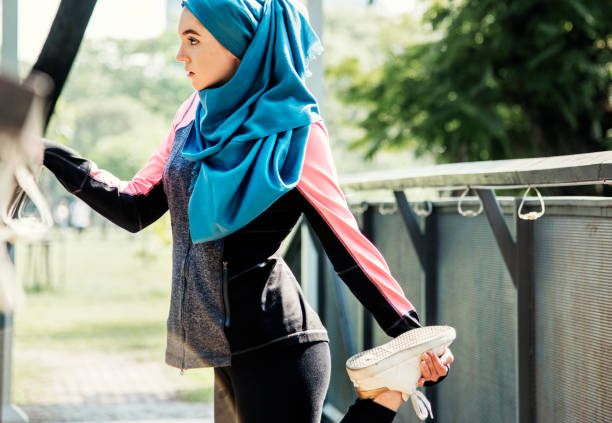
[{"left": 181, "top": 0, "right": 323, "bottom": 243}]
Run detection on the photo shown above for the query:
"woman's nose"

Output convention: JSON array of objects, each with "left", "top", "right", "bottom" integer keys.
[{"left": 176, "top": 47, "right": 188, "bottom": 63}]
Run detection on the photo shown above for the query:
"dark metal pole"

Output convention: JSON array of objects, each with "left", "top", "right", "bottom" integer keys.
[
  {"left": 515, "top": 200, "right": 536, "bottom": 423},
  {"left": 393, "top": 191, "right": 426, "bottom": 271},
  {"left": 476, "top": 189, "right": 517, "bottom": 284},
  {"left": 27, "top": 0, "right": 98, "bottom": 128},
  {"left": 423, "top": 209, "right": 438, "bottom": 326},
  {"left": 360, "top": 204, "right": 375, "bottom": 351},
  {"left": 423, "top": 207, "right": 439, "bottom": 413},
  {"left": 1, "top": 0, "right": 18, "bottom": 76},
  {"left": 0, "top": 1, "right": 27, "bottom": 421}
]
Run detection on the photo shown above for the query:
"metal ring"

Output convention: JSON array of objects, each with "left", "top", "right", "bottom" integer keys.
[
  {"left": 457, "top": 187, "right": 483, "bottom": 218},
  {"left": 412, "top": 200, "right": 432, "bottom": 218},
  {"left": 518, "top": 186, "right": 545, "bottom": 221},
  {"left": 378, "top": 203, "right": 398, "bottom": 215}
]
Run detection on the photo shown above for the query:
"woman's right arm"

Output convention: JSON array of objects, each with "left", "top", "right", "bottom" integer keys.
[
  {"left": 43, "top": 93, "right": 198, "bottom": 233},
  {"left": 43, "top": 137, "right": 170, "bottom": 233}
]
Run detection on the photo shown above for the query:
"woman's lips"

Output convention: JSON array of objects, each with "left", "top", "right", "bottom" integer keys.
[{"left": 187, "top": 71, "right": 194, "bottom": 78}]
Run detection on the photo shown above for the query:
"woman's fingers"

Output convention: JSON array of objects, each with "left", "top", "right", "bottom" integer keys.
[
  {"left": 420, "top": 354, "right": 432, "bottom": 379},
  {"left": 420, "top": 348, "right": 454, "bottom": 382},
  {"left": 428, "top": 351, "right": 448, "bottom": 376}
]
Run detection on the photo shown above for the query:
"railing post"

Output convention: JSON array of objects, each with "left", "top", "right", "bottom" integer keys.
[
  {"left": 423, "top": 208, "right": 438, "bottom": 326},
  {"left": 360, "top": 204, "right": 375, "bottom": 351},
  {"left": 476, "top": 189, "right": 517, "bottom": 284},
  {"left": 393, "top": 191, "right": 440, "bottom": 412},
  {"left": 28, "top": 0, "right": 98, "bottom": 126},
  {"left": 422, "top": 206, "right": 440, "bottom": 414},
  {"left": 0, "top": 315, "right": 28, "bottom": 423},
  {"left": 1, "top": 0, "right": 19, "bottom": 77},
  {"left": 515, "top": 200, "right": 536, "bottom": 423},
  {"left": 301, "top": 223, "right": 320, "bottom": 314},
  {"left": 393, "top": 192, "right": 426, "bottom": 270}
]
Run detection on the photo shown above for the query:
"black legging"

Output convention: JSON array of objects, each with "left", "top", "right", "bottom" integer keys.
[{"left": 214, "top": 341, "right": 396, "bottom": 423}]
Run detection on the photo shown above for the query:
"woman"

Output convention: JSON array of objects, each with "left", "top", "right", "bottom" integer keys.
[{"left": 42, "top": 0, "right": 453, "bottom": 421}]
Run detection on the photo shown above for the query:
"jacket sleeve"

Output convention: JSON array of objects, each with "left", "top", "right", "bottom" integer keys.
[
  {"left": 295, "top": 121, "right": 422, "bottom": 338},
  {"left": 43, "top": 136, "right": 170, "bottom": 233},
  {"left": 43, "top": 92, "right": 199, "bottom": 233}
]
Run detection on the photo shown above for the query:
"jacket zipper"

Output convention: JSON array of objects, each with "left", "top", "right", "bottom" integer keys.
[
  {"left": 180, "top": 243, "right": 191, "bottom": 374},
  {"left": 222, "top": 260, "right": 231, "bottom": 328}
]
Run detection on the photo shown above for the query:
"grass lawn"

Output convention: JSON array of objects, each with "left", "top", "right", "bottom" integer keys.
[{"left": 12, "top": 222, "right": 214, "bottom": 404}]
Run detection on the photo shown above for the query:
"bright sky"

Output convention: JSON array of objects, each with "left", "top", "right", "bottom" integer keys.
[
  {"left": 2, "top": 0, "right": 419, "bottom": 63},
  {"left": 5, "top": 0, "right": 167, "bottom": 63}
]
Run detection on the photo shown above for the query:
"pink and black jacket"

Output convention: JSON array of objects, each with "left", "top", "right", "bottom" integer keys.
[{"left": 43, "top": 93, "right": 421, "bottom": 369}]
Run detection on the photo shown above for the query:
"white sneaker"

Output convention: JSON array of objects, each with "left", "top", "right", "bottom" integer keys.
[{"left": 345, "top": 325, "right": 456, "bottom": 421}]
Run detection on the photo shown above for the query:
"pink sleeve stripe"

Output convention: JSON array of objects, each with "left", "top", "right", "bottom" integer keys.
[
  {"left": 296, "top": 121, "right": 415, "bottom": 317},
  {"left": 88, "top": 92, "right": 198, "bottom": 196}
]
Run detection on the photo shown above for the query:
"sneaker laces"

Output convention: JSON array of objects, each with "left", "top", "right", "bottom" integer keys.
[{"left": 402, "top": 389, "right": 433, "bottom": 421}]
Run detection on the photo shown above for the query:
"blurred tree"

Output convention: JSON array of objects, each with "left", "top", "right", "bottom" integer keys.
[
  {"left": 322, "top": 6, "right": 435, "bottom": 173},
  {"left": 330, "top": 0, "right": 612, "bottom": 162},
  {"left": 47, "top": 29, "right": 192, "bottom": 178},
  {"left": 57, "top": 29, "right": 192, "bottom": 122}
]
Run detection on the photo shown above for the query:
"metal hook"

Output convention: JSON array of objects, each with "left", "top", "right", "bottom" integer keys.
[
  {"left": 378, "top": 202, "right": 398, "bottom": 215},
  {"left": 412, "top": 200, "right": 433, "bottom": 218},
  {"left": 350, "top": 201, "right": 369, "bottom": 216},
  {"left": 457, "top": 187, "right": 483, "bottom": 218},
  {"left": 518, "top": 186, "right": 545, "bottom": 221}
]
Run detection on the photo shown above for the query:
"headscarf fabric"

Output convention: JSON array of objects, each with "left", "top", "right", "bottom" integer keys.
[{"left": 180, "top": 0, "right": 323, "bottom": 243}]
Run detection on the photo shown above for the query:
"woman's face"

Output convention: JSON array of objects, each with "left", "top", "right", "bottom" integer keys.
[{"left": 176, "top": 8, "right": 241, "bottom": 91}]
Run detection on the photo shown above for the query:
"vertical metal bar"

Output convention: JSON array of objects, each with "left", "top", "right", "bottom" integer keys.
[
  {"left": 0, "top": 311, "right": 28, "bottom": 423},
  {"left": 393, "top": 191, "right": 426, "bottom": 271},
  {"left": 316, "top": 245, "right": 327, "bottom": 327},
  {"left": 1, "top": 4, "right": 28, "bottom": 415},
  {"left": 301, "top": 223, "right": 319, "bottom": 312},
  {"left": 331, "top": 273, "right": 358, "bottom": 358},
  {"left": 393, "top": 192, "right": 440, "bottom": 411},
  {"left": 476, "top": 189, "right": 517, "bottom": 284},
  {"left": 361, "top": 204, "right": 375, "bottom": 350},
  {"left": 516, "top": 200, "right": 536, "bottom": 423},
  {"left": 27, "top": 0, "right": 98, "bottom": 127},
  {"left": 423, "top": 207, "right": 439, "bottom": 412},
  {"left": 1, "top": 0, "right": 19, "bottom": 76},
  {"left": 423, "top": 209, "right": 438, "bottom": 325}
]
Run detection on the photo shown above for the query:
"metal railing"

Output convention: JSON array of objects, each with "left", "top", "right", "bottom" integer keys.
[{"left": 285, "top": 151, "right": 612, "bottom": 423}]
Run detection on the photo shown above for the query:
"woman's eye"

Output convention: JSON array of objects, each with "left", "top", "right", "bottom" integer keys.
[{"left": 188, "top": 38, "right": 198, "bottom": 46}]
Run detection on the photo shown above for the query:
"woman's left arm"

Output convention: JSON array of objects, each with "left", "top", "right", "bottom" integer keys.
[
  {"left": 295, "top": 122, "right": 420, "bottom": 336},
  {"left": 294, "top": 121, "right": 450, "bottom": 385}
]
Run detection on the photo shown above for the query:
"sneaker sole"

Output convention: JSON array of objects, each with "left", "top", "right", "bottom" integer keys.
[{"left": 346, "top": 326, "right": 456, "bottom": 379}]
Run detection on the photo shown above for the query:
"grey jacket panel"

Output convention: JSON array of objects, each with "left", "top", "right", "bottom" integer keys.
[{"left": 162, "top": 123, "right": 231, "bottom": 369}]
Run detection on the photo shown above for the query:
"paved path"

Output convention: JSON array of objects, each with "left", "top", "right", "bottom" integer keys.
[{"left": 16, "top": 350, "right": 213, "bottom": 423}]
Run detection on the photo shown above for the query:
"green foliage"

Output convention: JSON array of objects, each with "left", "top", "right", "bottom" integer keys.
[
  {"left": 331, "top": 0, "right": 612, "bottom": 162},
  {"left": 322, "top": 7, "right": 434, "bottom": 173},
  {"left": 46, "top": 29, "right": 193, "bottom": 178},
  {"left": 59, "top": 30, "right": 192, "bottom": 120},
  {"left": 43, "top": 7, "right": 430, "bottom": 179}
]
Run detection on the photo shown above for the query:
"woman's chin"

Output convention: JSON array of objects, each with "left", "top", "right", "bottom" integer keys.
[{"left": 191, "top": 78, "right": 206, "bottom": 91}]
